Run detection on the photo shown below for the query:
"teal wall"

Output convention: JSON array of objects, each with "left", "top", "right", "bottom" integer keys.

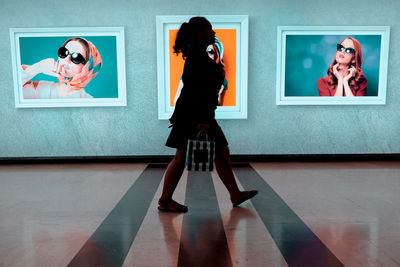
[{"left": 1, "top": 0, "right": 399, "bottom": 157}]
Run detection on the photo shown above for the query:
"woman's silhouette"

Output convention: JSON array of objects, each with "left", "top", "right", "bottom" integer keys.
[{"left": 158, "top": 17, "right": 257, "bottom": 212}]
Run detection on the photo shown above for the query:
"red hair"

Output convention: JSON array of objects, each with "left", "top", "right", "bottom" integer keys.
[{"left": 327, "top": 37, "right": 365, "bottom": 92}]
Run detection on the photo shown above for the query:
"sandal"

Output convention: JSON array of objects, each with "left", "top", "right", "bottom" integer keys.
[
  {"left": 158, "top": 199, "right": 188, "bottom": 213},
  {"left": 231, "top": 190, "right": 258, "bottom": 207}
]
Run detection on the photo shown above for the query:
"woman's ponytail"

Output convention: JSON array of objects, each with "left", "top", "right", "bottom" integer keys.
[
  {"left": 174, "top": 22, "right": 193, "bottom": 59},
  {"left": 173, "top": 17, "right": 212, "bottom": 59}
]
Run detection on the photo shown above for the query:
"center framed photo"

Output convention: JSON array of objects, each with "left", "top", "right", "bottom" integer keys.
[
  {"left": 156, "top": 15, "right": 248, "bottom": 119},
  {"left": 276, "top": 26, "right": 390, "bottom": 105}
]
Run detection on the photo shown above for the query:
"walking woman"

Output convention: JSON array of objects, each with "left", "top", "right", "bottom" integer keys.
[{"left": 158, "top": 17, "right": 257, "bottom": 212}]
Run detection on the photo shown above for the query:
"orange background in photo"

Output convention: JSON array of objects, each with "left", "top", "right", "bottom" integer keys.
[{"left": 169, "top": 29, "right": 237, "bottom": 107}]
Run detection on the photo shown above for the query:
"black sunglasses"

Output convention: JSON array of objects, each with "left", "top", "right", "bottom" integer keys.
[
  {"left": 337, "top": 44, "right": 355, "bottom": 55},
  {"left": 206, "top": 47, "right": 216, "bottom": 55},
  {"left": 58, "top": 47, "right": 86, "bottom": 64}
]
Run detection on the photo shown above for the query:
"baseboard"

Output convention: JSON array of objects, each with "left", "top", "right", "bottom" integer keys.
[
  {"left": 0, "top": 154, "right": 399, "bottom": 164},
  {"left": 230, "top": 154, "right": 400, "bottom": 162},
  {"left": 0, "top": 156, "right": 173, "bottom": 164}
]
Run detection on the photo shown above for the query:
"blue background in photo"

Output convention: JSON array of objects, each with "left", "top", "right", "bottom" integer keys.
[
  {"left": 19, "top": 36, "right": 118, "bottom": 98},
  {"left": 285, "top": 35, "right": 381, "bottom": 96}
]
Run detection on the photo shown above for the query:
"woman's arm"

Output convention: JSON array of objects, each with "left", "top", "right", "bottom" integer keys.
[
  {"left": 342, "top": 81, "right": 354, "bottom": 96},
  {"left": 343, "top": 67, "right": 356, "bottom": 97},
  {"left": 184, "top": 56, "right": 222, "bottom": 124},
  {"left": 355, "top": 77, "right": 367, "bottom": 96},
  {"left": 332, "top": 64, "right": 344, "bottom": 96},
  {"left": 218, "top": 85, "right": 226, "bottom": 105},
  {"left": 21, "top": 58, "right": 59, "bottom": 85},
  {"left": 333, "top": 80, "right": 344, "bottom": 96},
  {"left": 317, "top": 77, "right": 331, "bottom": 96},
  {"left": 169, "top": 81, "right": 182, "bottom": 126},
  {"left": 197, "top": 62, "right": 222, "bottom": 124},
  {"left": 173, "top": 79, "right": 184, "bottom": 106}
]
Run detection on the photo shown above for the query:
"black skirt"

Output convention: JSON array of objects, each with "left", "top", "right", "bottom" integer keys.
[{"left": 165, "top": 119, "right": 228, "bottom": 151}]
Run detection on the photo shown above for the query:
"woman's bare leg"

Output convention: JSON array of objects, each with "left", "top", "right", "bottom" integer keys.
[
  {"left": 215, "top": 146, "right": 241, "bottom": 199},
  {"left": 215, "top": 145, "right": 258, "bottom": 205},
  {"left": 159, "top": 149, "right": 186, "bottom": 201}
]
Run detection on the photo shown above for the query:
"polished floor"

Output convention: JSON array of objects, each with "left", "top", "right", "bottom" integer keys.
[{"left": 0, "top": 161, "right": 400, "bottom": 266}]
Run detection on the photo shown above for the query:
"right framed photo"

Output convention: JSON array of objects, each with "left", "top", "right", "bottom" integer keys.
[{"left": 276, "top": 26, "right": 390, "bottom": 105}]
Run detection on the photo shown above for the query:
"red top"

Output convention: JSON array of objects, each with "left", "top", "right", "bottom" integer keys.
[{"left": 317, "top": 76, "right": 367, "bottom": 96}]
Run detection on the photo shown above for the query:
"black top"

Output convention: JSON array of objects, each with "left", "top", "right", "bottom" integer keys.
[{"left": 171, "top": 52, "right": 224, "bottom": 124}]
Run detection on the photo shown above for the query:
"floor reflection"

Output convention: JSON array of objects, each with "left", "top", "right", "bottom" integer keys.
[
  {"left": 157, "top": 211, "right": 182, "bottom": 261},
  {"left": 224, "top": 207, "right": 258, "bottom": 263},
  {"left": 157, "top": 206, "right": 258, "bottom": 267},
  {"left": 234, "top": 164, "right": 346, "bottom": 266},
  {"left": 158, "top": 211, "right": 231, "bottom": 267}
]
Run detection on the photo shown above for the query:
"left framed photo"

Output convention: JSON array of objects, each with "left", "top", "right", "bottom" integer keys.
[
  {"left": 10, "top": 27, "right": 127, "bottom": 108},
  {"left": 156, "top": 15, "right": 248, "bottom": 120}
]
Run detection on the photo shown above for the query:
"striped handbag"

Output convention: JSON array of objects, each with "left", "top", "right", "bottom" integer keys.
[{"left": 186, "top": 132, "right": 215, "bottom": 171}]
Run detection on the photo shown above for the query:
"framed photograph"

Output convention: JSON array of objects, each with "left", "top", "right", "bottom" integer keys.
[
  {"left": 156, "top": 15, "right": 248, "bottom": 119},
  {"left": 276, "top": 26, "right": 390, "bottom": 105},
  {"left": 10, "top": 27, "right": 126, "bottom": 108}
]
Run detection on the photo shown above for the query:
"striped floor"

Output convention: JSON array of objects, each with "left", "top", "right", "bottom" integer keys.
[{"left": 1, "top": 162, "right": 400, "bottom": 266}]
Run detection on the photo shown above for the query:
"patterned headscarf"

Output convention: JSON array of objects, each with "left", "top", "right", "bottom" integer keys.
[
  {"left": 214, "top": 37, "right": 223, "bottom": 60},
  {"left": 57, "top": 39, "right": 102, "bottom": 90}
]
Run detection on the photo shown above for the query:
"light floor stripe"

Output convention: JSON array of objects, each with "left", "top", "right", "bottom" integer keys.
[
  {"left": 67, "top": 164, "right": 166, "bottom": 267},
  {"left": 122, "top": 170, "right": 188, "bottom": 267},
  {"left": 212, "top": 171, "right": 289, "bottom": 266},
  {"left": 233, "top": 163, "right": 345, "bottom": 267},
  {"left": 178, "top": 171, "right": 233, "bottom": 267}
]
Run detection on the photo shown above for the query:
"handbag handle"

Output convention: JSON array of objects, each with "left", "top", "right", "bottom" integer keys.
[{"left": 196, "top": 131, "right": 209, "bottom": 142}]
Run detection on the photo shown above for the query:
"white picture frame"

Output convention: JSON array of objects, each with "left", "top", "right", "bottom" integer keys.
[
  {"left": 276, "top": 26, "right": 390, "bottom": 105},
  {"left": 10, "top": 27, "right": 127, "bottom": 108},
  {"left": 156, "top": 15, "right": 249, "bottom": 119}
]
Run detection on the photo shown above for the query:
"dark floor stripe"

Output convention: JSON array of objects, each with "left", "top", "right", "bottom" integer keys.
[
  {"left": 233, "top": 164, "right": 344, "bottom": 267},
  {"left": 68, "top": 164, "right": 167, "bottom": 267},
  {"left": 178, "top": 171, "right": 233, "bottom": 267}
]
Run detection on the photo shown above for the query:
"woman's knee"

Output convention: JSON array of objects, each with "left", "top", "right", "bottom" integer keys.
[
  {"left": 173, "top": 149, "right": 186, "bottom": 167},
  {"left": 215, "top": 146, "right": 231, "bottom": 165}
]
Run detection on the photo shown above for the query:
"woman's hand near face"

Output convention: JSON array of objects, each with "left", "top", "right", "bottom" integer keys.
[
  {"left": 342, "top": 67, "right": 356, "bottom": 96},
  {"left": 332, "top": 64, "right": 344, "bottom": 96},
  {"left": 343, "top": 66, "right": 356, "bottom": 82},
  {"left": 332, "top": 64, "right": 343, "bottom": 81},
  {"left": 31, "top": 58, "right": 60, "bottom": 78}
]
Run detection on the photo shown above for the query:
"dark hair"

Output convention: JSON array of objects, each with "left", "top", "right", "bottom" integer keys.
[
  {"left": 173, "top": 17, "right": 213, "bottom": 59},
  {"left": 62, "top": 37, "right": 90, "bottom": 62}
]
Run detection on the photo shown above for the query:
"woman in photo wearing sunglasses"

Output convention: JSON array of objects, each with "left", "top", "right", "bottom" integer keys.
[
  {"left": 158, "top": 17, "right": 257, "bottom": 213},
  {"left": 317, "top": 37, "right": 367, "bottom": 96},
  {"left": 21, "top": 37, "right": 102, "bottom": 99},
  {"left": 206, "top": 37, "right": 228, "bottom": 105}
]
